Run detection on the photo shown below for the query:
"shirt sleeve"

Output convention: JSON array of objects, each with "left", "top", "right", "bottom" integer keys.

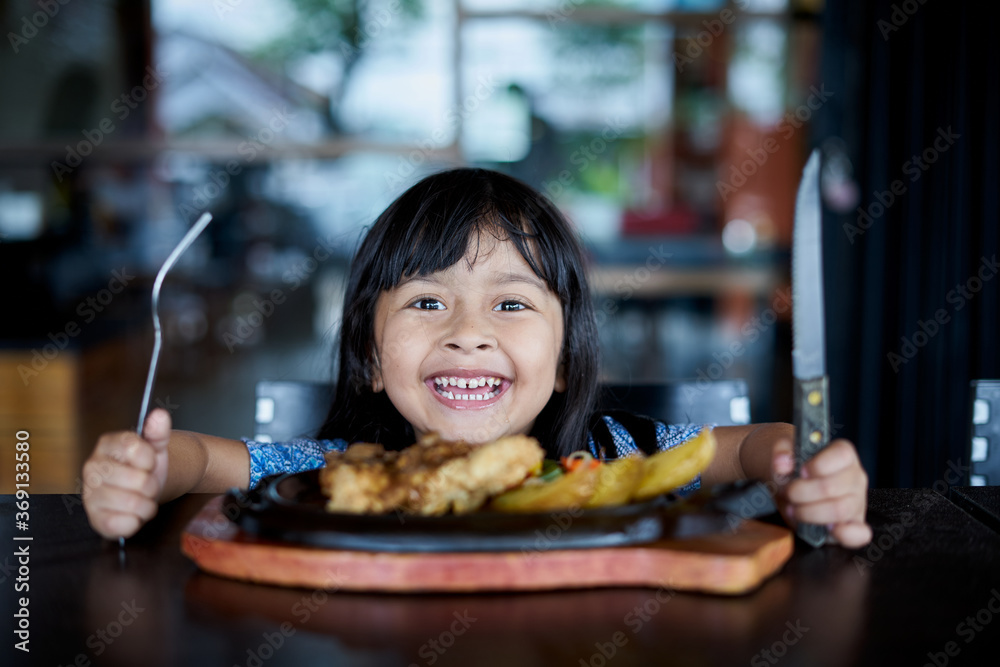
[
  {"left": 242, "top": 437, "right": 349, "bottom": 489},
  {"left": 592, "top": 416, "right": 713, "bottom": 494}
]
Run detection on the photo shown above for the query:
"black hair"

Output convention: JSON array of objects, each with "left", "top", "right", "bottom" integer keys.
[{"left": 317, "top": 167, "right": 600, "bottom": 457}]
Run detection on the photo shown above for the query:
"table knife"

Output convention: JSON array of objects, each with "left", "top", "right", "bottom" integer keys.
[{"left": 791, "top": 150, "right": 831, "bottom": 547}]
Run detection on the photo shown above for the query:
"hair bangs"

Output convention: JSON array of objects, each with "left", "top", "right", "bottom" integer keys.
[{"left": 373, "top": 193, "right": 565, "bottom": 306}]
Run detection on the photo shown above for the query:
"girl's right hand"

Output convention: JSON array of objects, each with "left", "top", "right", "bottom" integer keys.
[{"left": 82, "top": 408, "right": 172, "bottom": 539}]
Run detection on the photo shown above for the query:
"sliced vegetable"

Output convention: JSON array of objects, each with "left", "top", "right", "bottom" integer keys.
[
  {"left": 488, "top": 461, "right": 600, "bottom": 512},
  {"left": 630, "top": 427, "right": 717, "bottom": 502},
  {"left": 583, "top": 454, "right": 646, "bottom": 508},
  {"left": 561, "top": 451, "right": 600, "bottom": 473},
  {"left": 536, "top": 459, "right": 564, "bottom": 482}
]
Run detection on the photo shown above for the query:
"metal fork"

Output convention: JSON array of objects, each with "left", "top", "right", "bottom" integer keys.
[
  {"left": 136, "top": 212, "right": 213, "bottom": 437},
  {"left": 122, "top": 212, "right": 213, "bottom": 549}
]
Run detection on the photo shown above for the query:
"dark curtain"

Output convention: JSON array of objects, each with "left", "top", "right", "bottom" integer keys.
[{"left": 819, "top": 0, "right": 999, "bottom": 488}]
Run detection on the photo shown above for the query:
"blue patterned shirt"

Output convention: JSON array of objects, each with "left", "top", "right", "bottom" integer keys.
[{"left": 243, "top": 416, "right": 710, "bottom": 492}]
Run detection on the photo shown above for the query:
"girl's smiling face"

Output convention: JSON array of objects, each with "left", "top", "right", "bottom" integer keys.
[{"left": 372, "top": 234, "right": 565, "bottom": 444}]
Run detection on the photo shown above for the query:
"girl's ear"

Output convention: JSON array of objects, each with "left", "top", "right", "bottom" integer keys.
[
  {"left": 370, "top": 352, "right": 384, "bottom": 393},
  {"left": 554, "top": 363, "right": 566, "bottom": 393}
]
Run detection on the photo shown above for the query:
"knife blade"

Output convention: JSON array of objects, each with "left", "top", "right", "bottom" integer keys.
[{"left": 791, "top": 149, "right": 831, "bottom": 547}]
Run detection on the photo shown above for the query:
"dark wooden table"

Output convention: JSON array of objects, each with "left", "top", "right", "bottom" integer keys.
[{"left": 3, "top": 488, "right": 1000, "bottom": 667}]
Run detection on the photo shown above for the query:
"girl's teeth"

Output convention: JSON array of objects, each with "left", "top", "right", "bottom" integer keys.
[
  {"left": 447, "top": 391, "right": 496, "bottom": 401},
  {"left": 432, "top": 376, "right": 504, "bottom": 401},
  {"left": 435, "top": 376, "right": 502, "bottom": 387},
  {"left": 434, "top": 381, "right": 501, "bottom": 401}
]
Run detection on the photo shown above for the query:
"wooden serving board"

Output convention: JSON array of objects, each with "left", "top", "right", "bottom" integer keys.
[{"left": 181, "top": 496, "right": 793, "bottom": 595}]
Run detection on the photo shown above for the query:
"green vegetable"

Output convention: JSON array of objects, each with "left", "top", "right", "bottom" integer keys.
[{"left": 536, "top": 459, "right": 563, "bottom": 482}]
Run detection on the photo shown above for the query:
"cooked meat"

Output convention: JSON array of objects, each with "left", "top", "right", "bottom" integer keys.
[
  {"left": 320, "top": 433, "right": 545, "bottom": 515},
  {"left": 319, "top": 444, "right": 403, "bottom": 514}
]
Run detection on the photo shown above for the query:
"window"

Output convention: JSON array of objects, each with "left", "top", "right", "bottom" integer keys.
[{"left": 1, "top": 0, "right": 819, "bottom": 429}]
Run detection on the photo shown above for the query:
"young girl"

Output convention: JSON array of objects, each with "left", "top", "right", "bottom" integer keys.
[{"left": 83, "top": 168, "right": 872, "bottom": 547}]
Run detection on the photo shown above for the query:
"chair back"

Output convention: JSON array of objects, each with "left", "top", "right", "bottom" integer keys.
[
  {"left": 599, "top": 379, "right": 750, "bottom": 426},
  {"left": 970, "top": 379, "right": 999, "bottom": 486},
  {"left": 254, "top": 380, "right": 335, "bottom": 443}
]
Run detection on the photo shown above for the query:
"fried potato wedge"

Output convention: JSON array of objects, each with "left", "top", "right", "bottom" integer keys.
[
  {"left": 630, "top": 428, "right": 717, "bottom": 502},
  {"left": 488, "top": 464, "right": 600, "bottom": 513},
  {"left": 583, "top": 454, "right": 646, "bottom": 508}
]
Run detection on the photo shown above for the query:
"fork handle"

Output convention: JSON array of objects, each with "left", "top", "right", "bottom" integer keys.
[{"left": 136, "top": 331, "right": 161, "bottom": 436}]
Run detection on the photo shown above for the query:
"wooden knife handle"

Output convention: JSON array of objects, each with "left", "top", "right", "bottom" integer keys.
[{"left": 793, "top": 375, "right": 831, "bottom": 547}]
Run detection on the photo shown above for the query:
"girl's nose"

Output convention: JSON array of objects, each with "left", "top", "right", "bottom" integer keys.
[{"left": 442, "top": 310, "right": 497, "bottom": 352}]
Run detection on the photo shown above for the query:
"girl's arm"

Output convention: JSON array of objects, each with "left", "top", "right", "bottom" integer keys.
[
  {"left": 160, "top": 429, "right": 250, "bottom": 500},
  {"left": 83, "top": 408, "right": 249, "bottom": 538},
  {"left": 703, "top": 423, "right": 872, "bottom": 548},
  {"left": 701, "top": 423, "right": 794, "bottom": 487}
]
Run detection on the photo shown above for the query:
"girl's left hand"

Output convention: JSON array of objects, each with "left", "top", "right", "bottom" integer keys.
[{"left": 771, "top": 438, "right": 873, "bottom": 548}]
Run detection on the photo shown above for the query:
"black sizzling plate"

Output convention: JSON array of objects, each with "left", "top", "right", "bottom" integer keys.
[{"left": 221, "top": 470, "right": 775, "bottom": 553}]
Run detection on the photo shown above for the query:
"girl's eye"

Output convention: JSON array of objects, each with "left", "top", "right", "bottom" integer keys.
[
  {"left": 494, "top": 300, "right": 527, "bottom": 312},
  {"left": 412, "top": 298, "right": 445, "bottom": 310}
]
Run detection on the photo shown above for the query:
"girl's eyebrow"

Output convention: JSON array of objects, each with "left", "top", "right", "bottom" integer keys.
[
  {"left": 490, "top": 271, "right": 547, "bottom": 292},
  {"left": 397, "top": 272, "right": 547, "bottom": 292},
  {"left": 397, "top": 275, "right": 440, "bottom": 288}
]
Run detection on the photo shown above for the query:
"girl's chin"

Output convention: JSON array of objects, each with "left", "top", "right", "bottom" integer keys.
[{"left": 414, "top": 421, "right": 514, "bottom": 446}]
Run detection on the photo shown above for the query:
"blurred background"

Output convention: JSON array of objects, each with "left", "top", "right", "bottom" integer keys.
[{"left": 0, "top": 0, "right": 996, "bottom": 493}]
